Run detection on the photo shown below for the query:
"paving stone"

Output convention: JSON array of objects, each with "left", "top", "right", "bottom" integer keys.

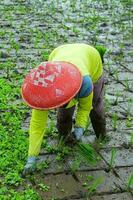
[
  {"left": 101, "top": 131, "right": 128, "bottom": 148},
  {"left": 116, "top": 166, "right": 133, "bottom": 190},
  {"left": 106, "top": 107, "right": 127, "bottom": 119},
  {"left": 38, "top": 153, "right": 107, "bottom": 174},
  {"left": 92, "top": 193, "right": 133, "bottom": 200},
  {"left": 100, "top": 148, "right": 133, "bottom": 167},
  {"left": 105, "top": 94, "right": 123, "bottom": 104},
  {"left": 106, "top": 117, "right": 132, "bottom": 133},
  {"left": 76, "top": 170, "right": 123, "bottom": 194},
  {"left": 117, "top": 72, "right": 133, "bottom": 81},
  {"left": 33, "top": 168, "right": 127, "bottom": 200},
  {"left": 105, "top": 82, "right": 126, "bottom": 95},
  {"left": 34, "top": 173, "right": 83, "bottom": 200},
  {"left": 82, "top": 129, "right": 131, "bottom": 149},
  {"left": 77, "top": 192, "right": 132, "bottom": 200},
  {"left": 119, "top": 103, "right": 133, "bottom": 117},
  {"left": 118, "top": 120, "right": 133, "bottom": 132}
]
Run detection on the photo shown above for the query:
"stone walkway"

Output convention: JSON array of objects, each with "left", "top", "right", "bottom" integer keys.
[{"left": 0, "top": 0, "right": 132, "bottom": 199}]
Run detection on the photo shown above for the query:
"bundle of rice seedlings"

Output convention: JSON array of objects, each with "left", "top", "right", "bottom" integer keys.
[{"left": 76, "top": 143, "right": 99, "bottom": 166}]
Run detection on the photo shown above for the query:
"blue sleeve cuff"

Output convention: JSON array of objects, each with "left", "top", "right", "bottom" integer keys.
[{"left": 75, "top": 75, "right": 93, "bottom": 98}]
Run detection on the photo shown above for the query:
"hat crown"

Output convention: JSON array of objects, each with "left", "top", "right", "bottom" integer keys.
[{"left": 21, "top": 61, "right": 82, "bottom": 110}]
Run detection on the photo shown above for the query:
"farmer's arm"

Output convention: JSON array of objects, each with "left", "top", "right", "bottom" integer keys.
[
  {"left": 28, "top": 109, "right": 48, "bottom": 156},
  {"left": 75, "top": 91, "right": 93, "bottom": 129}
]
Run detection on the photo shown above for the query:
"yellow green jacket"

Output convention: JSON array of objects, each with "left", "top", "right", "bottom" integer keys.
[{"left": 28, "top": 43, "right": 103, "bottom": 156}]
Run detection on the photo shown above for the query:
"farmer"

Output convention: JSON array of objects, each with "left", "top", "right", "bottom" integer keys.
[{"left": 21, "top": 43, "right": 106, "bottom": 175}]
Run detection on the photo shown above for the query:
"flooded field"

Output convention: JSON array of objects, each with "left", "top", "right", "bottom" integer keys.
[{"left": 0, "top": 0, "right": 133, "bottom": 199}]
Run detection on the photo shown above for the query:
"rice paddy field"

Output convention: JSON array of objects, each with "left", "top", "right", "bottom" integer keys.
[{"left": 0, "top": 0, "right": 133, "bottom": 199}]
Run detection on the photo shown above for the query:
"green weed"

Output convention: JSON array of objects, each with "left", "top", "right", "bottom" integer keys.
[
  {"left": 4, "top": 172, "right": 22, "bottom": 186},
  {"left": 55, "top": 146, "right": 71, "bottom": 161},
  {"left": 70, "top": 158, "right": 81, "bottom": 174},
  {"left": 10, "top": 39, "right": 20, "bottom": 53},
  {"left": 38, "top": 183, "right": 50, "bottom": 191},
  {"left": 126, "top": 116, "right": 133, "bottom": 128},
  {"left": 37, "top": 160, "right": 49, "bottom": 171}
]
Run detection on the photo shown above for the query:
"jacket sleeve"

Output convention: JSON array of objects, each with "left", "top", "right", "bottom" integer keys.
[
  {"left": 28, "top": 109, "right": 48, "bottom": 156},
  {"left": 75, "top": 91, "right": 93, "bottom": 129}
]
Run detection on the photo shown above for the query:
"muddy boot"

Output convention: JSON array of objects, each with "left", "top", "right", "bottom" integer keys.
[{"left": 65, "top": 133, "right": 77, "bottom": 147}]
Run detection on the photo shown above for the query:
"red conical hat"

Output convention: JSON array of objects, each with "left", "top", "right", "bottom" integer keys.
[{"left": 21, "top": 61, "right": 82, "bottom": 110}]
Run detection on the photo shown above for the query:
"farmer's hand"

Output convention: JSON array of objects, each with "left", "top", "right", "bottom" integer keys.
[
  {"left": 22, "top": 156, "right": 37, "bottom": 176},
  {"left": 73, "top": 127, "right": 84, "bottom": 141}
]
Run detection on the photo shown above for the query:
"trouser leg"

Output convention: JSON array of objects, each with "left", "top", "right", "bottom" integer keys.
[
  {"left": 57, "top": 106, "right": 75, "bottom": 138},
  {"left": 90, "top": 75, "right": 106, "bottom": 138}
]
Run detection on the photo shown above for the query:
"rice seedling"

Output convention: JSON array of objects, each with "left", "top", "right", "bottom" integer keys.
[
  {"left": 76, "top": 143, "right": 99, "bottom": 166},
  {"left": 113, "top": 71, "right": 119, "bottom": 82},
  {"left": 129, "top": 132, "right": 133, "bottom": 147},
  {"left": 112, "top": 113, "right": 118, "bottom": 131},
  {"left": 82, "top": 175, "right": 104, "bottom": 196},
  {"left": 113, "top": 91, "right": 121, "bottom": 105},
  {"left": 82, "top": 175, "right": 104, "bottom": 197},
  {"left": 10, "top": 39, "right": 20, "bottom": 53},
  {"left": 124, "top": 78, "right": 130, "bottom": 91},
  {"left": 69, "top": 143, "right": 99, "bottom": 175},
  {"left": 126, "top": 173, "right": 133, "bottom": 191},
  {"left": 45, "top": 120, "right": 56, "bottom": 136},
  {"left": 87, "top": 176, "right": 104, "bottom": 196},
  {"left": 109, "top": 148, "right": 117, "bottom": 170}
]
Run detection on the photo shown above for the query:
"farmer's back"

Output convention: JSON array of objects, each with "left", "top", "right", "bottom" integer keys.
[{"left": 49, "top": 43, "right": 103, "bottom": 82}]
